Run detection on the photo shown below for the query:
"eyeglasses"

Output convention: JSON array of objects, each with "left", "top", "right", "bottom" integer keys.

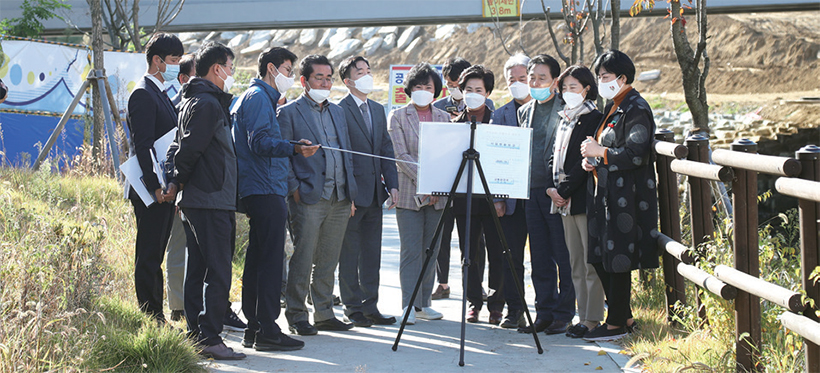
[{"left": 221, "top": 64, "right": 236, "bottom": 74}]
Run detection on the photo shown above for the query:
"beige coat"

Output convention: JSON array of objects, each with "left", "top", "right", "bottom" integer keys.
[{"left": 387, "top": 104, "right": 450, "bottom": 211}]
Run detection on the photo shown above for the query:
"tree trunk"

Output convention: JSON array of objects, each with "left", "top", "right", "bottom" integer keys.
[
  {"left": 670, "top": 0, "right": 710, "bottom": 134},
  {"left": 89, "top": 0, "right": 105, "bottom": 165},
  {"left": 610, "top": 0, "right": 620, "bottom": 50}
]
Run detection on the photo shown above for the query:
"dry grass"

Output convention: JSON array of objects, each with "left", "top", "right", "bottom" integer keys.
[{"left": 0, "top": 155, "right": 202, "bottom": 372}]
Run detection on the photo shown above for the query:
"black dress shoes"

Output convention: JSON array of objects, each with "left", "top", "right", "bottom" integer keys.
[
  {"left": 242, "top": 329, "right": 256, "bottom": 348},
  {"left": 545, "top": 319, "right": 571, "bottom": 335},
  {"left": 289, "top": 321, "right": 318, "bottom": 336},
  {"left": 365, "top": 312, "right": 397, "bottom": 325},
  {"left": 500, "top": 311, "right": 526, "bottom": 329},
  {"left": 314, "top": 317, "right": 354, "bottom": 331},
  {"left": 344, "top": 312, "right": 374, "bottom": 327},
  {"left": 518, "top": 318, "right": 551, "bottom": 334},
  {"left": 254, "top": 332, "right": 305, "bottom": 351}
]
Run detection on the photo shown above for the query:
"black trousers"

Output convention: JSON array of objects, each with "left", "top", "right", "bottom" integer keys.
[
  {"left": 436, "top": 209, "right": 486, "bottom": 285},
  {"left": 592, "top": 262, "right": 633, "bottom": 326},
  {"left": 455, "top": 212, "right": 504, "bottom": 312},
  {"left": 500, "top": 200, "right": 528, "bottom": 314},
  {"left": 130, "top": 197, "right": 174, "bottom": 320},
  {"left": 182, "top": 207, "right": 235, "bottom": 346},
  {"left": 241, "top": 195, "right": 287, "bottom": 337}
]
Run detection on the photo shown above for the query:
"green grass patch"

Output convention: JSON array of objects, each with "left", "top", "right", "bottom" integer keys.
[{"left": 0, "top": 165, "right": 204, "bottom": 372}]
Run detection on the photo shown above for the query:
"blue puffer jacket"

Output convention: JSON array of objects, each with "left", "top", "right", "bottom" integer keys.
[{"left": 232, "top": 78, "right": 295, "bottom": 198}]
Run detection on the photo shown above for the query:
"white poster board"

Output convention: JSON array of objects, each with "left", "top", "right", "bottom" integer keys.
[{"left": 417, "top": 122, "right": 532, "bottom": 199}]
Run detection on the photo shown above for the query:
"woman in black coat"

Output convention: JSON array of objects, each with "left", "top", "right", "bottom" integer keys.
[
  {"left": 546, "top": 65, "right": 605, "bottom": 339},
  {"left": 580, "top": 50, "right": 659, "bottom": 342}
]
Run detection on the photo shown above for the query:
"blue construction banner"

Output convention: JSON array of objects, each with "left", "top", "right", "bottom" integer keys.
[{"left": 0, "top": 112, "right": 85, "bottom": 168}]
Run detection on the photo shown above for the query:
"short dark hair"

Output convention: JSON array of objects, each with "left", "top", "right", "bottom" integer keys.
[
  {"left": 527, "top": 54, "right": 561, "bottom": 80},
  {"left": 258, "top": 47, "right": 297, "bottom": 78},
  {"left": 457, "top": 65, "right": 495, "bottom": 95},
  {"left": 300, "top": 54, "right": 333, "bottom": 79},
  {"left": 442, "top": 57, "right": 471, "bottom": 82},
  {"left": 178, "top": 54, "right": 196, "bottom": 79},
  {"left": 403, "top": 62, "right": 442, "bottom": 97},
  {"left": 592, "top": 50, "right": 636, "bottom": 84},
  {"left": 145, "top": 33, "right": 184, "bottom": 65},
  {"left": 557, "top": 65, "right": 598, "bottom": 102},
  {"left": 195, "top": 42, "right": 234, "bottom": 77},
  {"left": 338, "top": 56, "right": 370, "bottom": 81}
]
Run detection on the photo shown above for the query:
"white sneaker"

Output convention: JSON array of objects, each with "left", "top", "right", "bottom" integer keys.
[
  {"left": 402, "top": 307, "right": 416, "bottom": 325},
  {"left": 416, "top": 307, "right": 443, "bottom": 320}
]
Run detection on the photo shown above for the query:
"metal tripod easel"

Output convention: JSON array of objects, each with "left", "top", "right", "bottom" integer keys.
[{"left": 391, "top": 117, "right": 544, "bottom": 366}]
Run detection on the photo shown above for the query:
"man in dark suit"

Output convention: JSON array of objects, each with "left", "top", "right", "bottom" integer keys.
[
  {"left": 279, "top": 54, "right": 358, "bottom": 336},
  {"left": 336, "top": 56, "right": 399, "bottom": 327},
  {"left": 516, "top": 54, "right": 575, "bottom": 335},
  {"left": 126, "top": 33, "right": 183, "bottom": 324},
  {"left": 489, "top": 54, "right": 532, "bottom": 329}
]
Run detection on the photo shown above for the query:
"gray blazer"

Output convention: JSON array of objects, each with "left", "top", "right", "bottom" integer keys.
[
  {"left": 489, "top": 99, "right": 521, "bottom": 215},
  {"left": 278, "top": 95, "right": 358, "bottom": 205},
  {"left": 339, "top": 94, "right": 399, "bottom": 207}
]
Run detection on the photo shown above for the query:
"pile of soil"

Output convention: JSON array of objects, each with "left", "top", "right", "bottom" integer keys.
[{"left": 234, "top": 11, "right": 820, "bottom": 123}]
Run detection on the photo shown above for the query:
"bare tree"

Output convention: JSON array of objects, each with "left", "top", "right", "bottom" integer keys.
[
  {"left": 631, "top": 0, "right": 710, "bottom": 134},
  {"left": 99, "top": 0, "right": 185, "bottom": 51},
  {"left": 90, "top": 0, "right": 105, "bottom": 162},
  {"left": 488, "top": 0, "right": 532, "bottom": 56},
  {"left": 610, "top": 0, "right": 621, "bottom": 50},
  {"left": 541, "top": 0, "right": 594, "bottom": 67}
]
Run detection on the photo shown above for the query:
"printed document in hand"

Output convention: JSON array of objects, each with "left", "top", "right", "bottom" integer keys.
[
  {"left": 417, "top": 122, "right": 532, "bottom": 199},
  {"left": 120, "top": 128, "right": 178, "bottom": 207}
]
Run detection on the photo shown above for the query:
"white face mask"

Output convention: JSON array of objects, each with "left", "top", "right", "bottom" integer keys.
[
  {"left": 272, "top": 67, "right": 295, "bottom": 93},
  {"left": 352, "top": 74, "right": 374, "bottom": 94},
  {"left": 449, "top": 86, "right": 463, "bottom": 101},
  {"left": 464, "top": 92, "right": 485, "bottom": 110},
  {"left": 411, "top": 90, "right": 434, "bottom": 107},
  {"left": 598, "top": 77, "right": 621, "bottom": 100},
  {"left": 306, "top": 81, "right": 330, "bottom": 103},
  {"left": 562, "top": 91, "right": 585, "bottom": 109},
  {"left": 508, "top": 81, "right": 530, "bottom": 100},
  {"left": 219, "top": 66, "right": 234, "bottom": 93}
]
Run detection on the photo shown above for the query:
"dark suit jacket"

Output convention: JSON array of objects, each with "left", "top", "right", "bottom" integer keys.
[
  {"left": 278, "top": 95, "right": 358, "bottom": 205},
  {"left": 545, "top": 109, "right": 603, "bottom": 216},
  {"left": 127, "top": 76, "right": 177, "bottom": 196},
  {"left": 490, "top": 99, "right": 523, "bottom": 215},
  {"left": 339, "top": 94, "right": 399, "bottom": 207}
]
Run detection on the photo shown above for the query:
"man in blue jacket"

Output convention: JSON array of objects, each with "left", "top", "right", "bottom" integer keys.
[{"left": 232, "top": 47, "right": 319, "bottom": 351}]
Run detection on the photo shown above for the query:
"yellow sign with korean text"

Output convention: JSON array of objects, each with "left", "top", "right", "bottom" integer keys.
[{"left": 482, "top": 0, "right": 519, "bottom": 18}]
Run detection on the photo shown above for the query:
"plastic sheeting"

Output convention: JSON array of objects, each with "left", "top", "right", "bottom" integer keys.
[{"left": 0, "top": 112, "right": 85, "bottom": 168}]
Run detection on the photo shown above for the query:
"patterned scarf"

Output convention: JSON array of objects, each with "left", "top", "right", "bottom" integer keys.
[{"left": 550, "top": 100, "right": 596, "bottom": 215}]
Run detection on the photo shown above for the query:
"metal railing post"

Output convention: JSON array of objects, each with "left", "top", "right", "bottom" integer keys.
[
  {"left": 656, "top": 130, "right": 686, "bottom": 323},
  {"left": 730, "top": 138, "right": 762, "bottom": 372},
  {"left": 797, "top": 145, "right": 820, "bottom": 372}
]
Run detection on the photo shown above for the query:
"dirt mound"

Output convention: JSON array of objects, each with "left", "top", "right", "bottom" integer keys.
[{"left": 237, "top": 11, "right": 820, "bottom": 97}]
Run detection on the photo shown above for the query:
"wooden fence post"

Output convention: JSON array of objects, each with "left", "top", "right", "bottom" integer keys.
[
  {"left": 797, "top": 145, "right": 820, "bottom": 373},
  {"left": 730, "top": 138, "right": 762, "bottom": 372},
  {"left": 685, "top": 134, "right": 713, "bottom": 324},
  {"left": 656, "top": 130, "right": 686, "bottom": 323}
]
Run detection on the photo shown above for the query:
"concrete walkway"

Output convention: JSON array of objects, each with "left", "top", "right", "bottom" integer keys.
[{"left": 206, "top": 209, "right": 626, "bottom": 372}]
